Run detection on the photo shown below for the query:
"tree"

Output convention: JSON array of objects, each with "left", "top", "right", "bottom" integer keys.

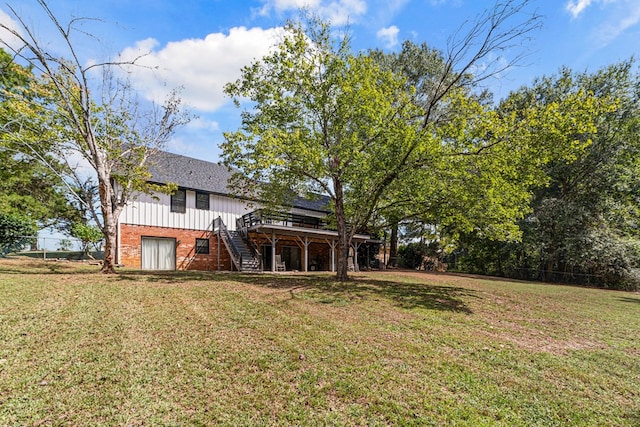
[
  {"left": 224, "top": 2, "right": 542, "bottom": 281},
  {"left": 456, "top": 61, "right": 640, "bottom": 290},
  {"left": 519, "top": 61, "right": 640, "bottom": 288},
  {"left": 0, "top": 212, "right": 36, "bottom": 256},
  {"left": 0, "top": 1, "right": 189, "bottom": 273},
  {"left": 224, "top": 19, "right": 423, "bottom": 280},
  {"left": 0, "top": 49, "right": 80, "bottom": 228},
  {"left": 368, "top": 40, "right": 540, "bottom": 252},
  {"left": 70, "top": 222, "right": 103, "bottom": 259}
]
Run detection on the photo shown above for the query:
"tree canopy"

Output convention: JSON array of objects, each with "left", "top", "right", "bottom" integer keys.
[
  {"left": 0, "top": 49, "right": 79, "bottom": 229},
  {"left": 454, "top": 60, "right": 640, "bottom": 290},
  {"left": 0, "top": 1, "right": 189, "bottom": 272},
  {"left": 224, "top": 20, "right": 419, "bottom": 279},
  {"left": 224, "top": 2, "right": 543, "bottom": 280},
  {"left": 0, "top": 212, "right": 37, "bottom": 256}
]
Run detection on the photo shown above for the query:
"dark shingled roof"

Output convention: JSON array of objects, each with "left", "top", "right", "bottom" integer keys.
[
  {"left": 147, "top": 150, "right": 233, "bottom": 195},
  {"left": 293, "top": 194, "right": 331, "bottom": 213},
  {"left": 147, "top": 150, "right": 330, "bottom": 213}
]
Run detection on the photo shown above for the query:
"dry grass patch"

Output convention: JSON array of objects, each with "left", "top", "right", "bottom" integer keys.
[{"left": 0, "top": 259, "right": 639, "bottom": 425}]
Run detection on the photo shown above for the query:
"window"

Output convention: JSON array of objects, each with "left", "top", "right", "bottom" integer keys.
[
  {"left": 196, "top": 191, "right": 210, "bottom": 210},
  {"left": 171, "top": 189, "right": 186, "bottom": 213},
  {"left": 195, "top": 238, "right": 210, "bottom": 254}
]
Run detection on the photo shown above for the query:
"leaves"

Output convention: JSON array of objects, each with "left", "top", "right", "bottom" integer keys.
[
  {"left": 0, "top": 49, "right": 81, "bottom": 228},
  {"left": 457, "top": 60, "right": 640, "bottom": 290},
  {"left": 0, "top": 212, "right": 37, "bottom": 256},
  {"left": 0, "top": 1, "right": 191, "bottom": 272},
  {"left": 224, "top": 4, "right": 543, "bottom": 280}
]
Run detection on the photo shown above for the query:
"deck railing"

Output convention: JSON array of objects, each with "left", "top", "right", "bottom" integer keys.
[
  {"left": 236, "top": 216, "right": 262, "bottom": 262},
  {"left": 238, "top": 209, "right": 330, "bottom": 231}
]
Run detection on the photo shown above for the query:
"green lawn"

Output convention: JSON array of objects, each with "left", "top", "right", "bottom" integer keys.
[{"left": 0, "top": 259, "right": 639, "bottom": 426}]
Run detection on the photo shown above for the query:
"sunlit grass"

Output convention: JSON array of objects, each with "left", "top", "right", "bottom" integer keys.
[{"left": 1, "top": 259, "right": 639, "bottom": 425}]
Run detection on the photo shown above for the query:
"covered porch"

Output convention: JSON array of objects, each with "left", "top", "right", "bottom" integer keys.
[{"left": 237, "top": 210, "right": 376, "bottom": 273}]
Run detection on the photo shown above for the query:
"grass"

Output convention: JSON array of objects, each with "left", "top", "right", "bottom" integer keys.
[{"left": 0, "top": 258, "right": 639, "bottom": 426}]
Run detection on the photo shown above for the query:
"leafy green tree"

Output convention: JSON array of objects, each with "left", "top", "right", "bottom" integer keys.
[
  {"left": 379, "top": 41, "right": 614, "bottom": 241},
  {"left": 70, "top": 222, "right": 103, "bottom": 259},
  {"left": 224, "top": 2, "right": 542, "bottom": 280},
  {"left": 366, "top": 4, "right": 545, "bottom": 261},
  {"left": 524, "top": 62, "right": 640, "bottom": 288},
  {"left": 457, "top": 61, "right": 640, "bottom": 290},
  {"left": 0, "top": 49, "right": 80, "bottom": 228},
  {"left": 0, "top": 1, "right": 189, "bottom": 273},
  {"left": 224, "top": 19, "right": 420, "bottom": 280},
  {"left": 0, "top": 212, "right": 37, "bottom": 256}
]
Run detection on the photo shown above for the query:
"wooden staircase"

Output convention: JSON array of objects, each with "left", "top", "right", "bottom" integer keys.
[
  {"left": 213, "top": 217, "right": 261, "bottom": 272},
  {"left": 229, "top": 230, "right": 261, "bottom": 272}
]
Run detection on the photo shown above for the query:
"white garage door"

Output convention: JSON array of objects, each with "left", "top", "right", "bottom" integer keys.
[{"left": 142, "top": 237, "right": 176, "bottom": 270}]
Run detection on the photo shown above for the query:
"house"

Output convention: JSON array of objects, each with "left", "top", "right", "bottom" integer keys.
[{"left": 116, "top": 150, "right": 375, "bottom": 272}]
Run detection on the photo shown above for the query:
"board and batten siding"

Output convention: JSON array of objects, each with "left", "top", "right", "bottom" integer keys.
[{"left": 119, "top": 190, "right": 253, "bottom": 231}]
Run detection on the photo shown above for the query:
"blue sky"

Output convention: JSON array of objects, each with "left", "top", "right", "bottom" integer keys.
[{"left": 1, "top": 0, "right": 639, "bottom": 164}]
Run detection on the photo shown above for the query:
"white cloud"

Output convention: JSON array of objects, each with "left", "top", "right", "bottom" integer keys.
[
  {"left": 188, "top": 117, "right": 220, "bottom": 132},
  {"left": 0, "top": 9, "right": 25, "bottom": 51},
  {"left": 566, "top": 0, "right": 640, "bottom": 46},
  {"left": 160, "top": 118, "right": 224, "bottom": 161},
  {"left": 376, "top": 25, "right": 399, "bottom": 49},
  {"left": 385, "top": 0, "right": 411, "bottom": 14},
  {"left": 469, "top": 53, "right": 509, "bottom": 80},
  {"left": 566, "top": 0, "right": 593, "bottom": 18},
  {"left": 368, "top": 0, "right": 411, "bottom": 32},
  {"left": 165, "top": 136, "right": 198, "bottom": 156},
  {"left": 429, "top": 0, "right": 462, "bottom": 6},
  {"left": 117, "top": 27, "right": 282, "bottom": 112},
  {"left": 271, "top": 0, "right": 322, "bottom": 9},
  {"left": 592, "top": 1, "right": 640, "bottom": 46},
  {"left": 258, "top": 0, "right": 367, "bottom": 25}
]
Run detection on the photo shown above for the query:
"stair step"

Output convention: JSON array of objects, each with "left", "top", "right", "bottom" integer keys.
[{"left": 221, "top": 226, "right": 262, "bottom": 272}]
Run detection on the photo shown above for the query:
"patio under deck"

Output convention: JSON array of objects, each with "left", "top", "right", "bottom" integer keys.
[{"left": 238, "top": 210, "right": 377, "bottom": 272}]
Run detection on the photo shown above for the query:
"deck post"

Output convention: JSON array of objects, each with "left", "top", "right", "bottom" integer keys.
[
  {"left": 295, "top": 235, "right": 311, "bottom": 272},
  {"left": 352, "top": 242, "right": 361, "bottom": 272},
  {"left": 303, "top": 236, "right": 309, "bottom": 272},
  {"left": 325, "top": 239, "right": 337, "bottom": 272},
  {"left": 272, "top": 230, "right": 277, "bottom": 272}
]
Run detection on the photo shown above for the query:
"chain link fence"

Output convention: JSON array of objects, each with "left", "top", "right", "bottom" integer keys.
[{"left": 9, "top": 235, "right": 104, "bottom": 260}]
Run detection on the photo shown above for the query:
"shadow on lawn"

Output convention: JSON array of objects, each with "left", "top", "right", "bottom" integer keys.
[
  {"left": 0, "top": 259, "right": 476, "bottom": 314},
  {"left": 120, "top": 270, "right": 478, "bottom": 314},
  {"left": 618, "top": 296, "right": 640, "bottom": 304},
  {"left": 0, "top": 260, "right": 97, "bottom": 274},
  {"left": 116, "top": 270, "right": 218, "bottom": 282}
]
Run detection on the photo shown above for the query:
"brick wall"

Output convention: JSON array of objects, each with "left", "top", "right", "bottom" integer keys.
[{"left": 119, "top": 224, "right": 232, "bottom": 271}]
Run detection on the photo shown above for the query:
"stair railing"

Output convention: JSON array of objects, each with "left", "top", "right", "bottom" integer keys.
[
  {"left": 236, "top": 217, "right": 262, "bottom": 267},
  {"left": 213, "top": 217, "right": 243, "bottom": 271}
]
